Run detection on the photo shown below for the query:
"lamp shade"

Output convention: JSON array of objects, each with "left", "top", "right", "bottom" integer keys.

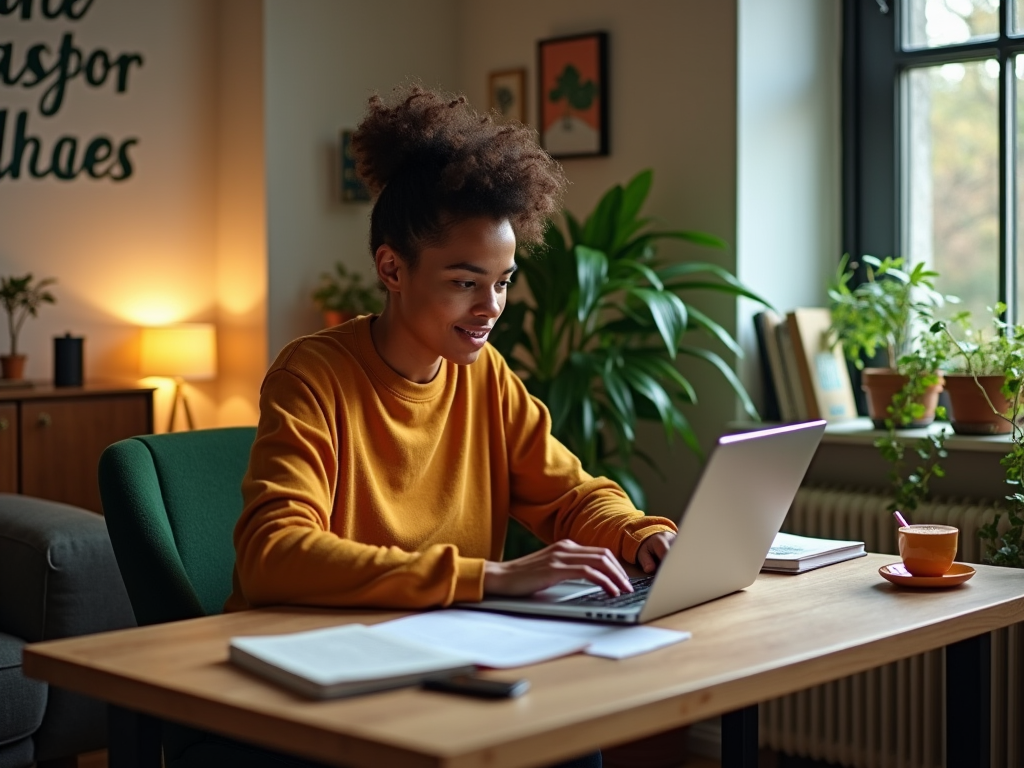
[{"left": 140, "top": 324, "right": 217, "bottom": 380}]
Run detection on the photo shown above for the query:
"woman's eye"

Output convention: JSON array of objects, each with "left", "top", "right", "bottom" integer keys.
[{"left": 455, "top": 281, "right": 475, "bottom": 289}]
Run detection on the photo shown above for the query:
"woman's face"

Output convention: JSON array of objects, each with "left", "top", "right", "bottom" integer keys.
[{"left": 375, "top": 216, "right": 517, "bottom": 382}]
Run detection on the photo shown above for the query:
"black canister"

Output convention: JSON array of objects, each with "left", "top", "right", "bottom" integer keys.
[{"left": 54, "top": 333, "right": 84, "bottom": 387}]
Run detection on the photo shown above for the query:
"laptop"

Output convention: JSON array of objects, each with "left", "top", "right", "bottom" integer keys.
[{"left": 465, "top": 420, "right": 827, "bottom": 624}]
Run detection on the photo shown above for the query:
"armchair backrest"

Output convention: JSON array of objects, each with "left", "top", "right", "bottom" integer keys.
[{"left": 98, "top": 427, "right": 256, "bottom": 626}]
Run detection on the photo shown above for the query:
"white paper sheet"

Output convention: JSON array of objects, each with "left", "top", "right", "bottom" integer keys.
[{"left": 370, "top": 609, "right": 690, "bottom": 668}]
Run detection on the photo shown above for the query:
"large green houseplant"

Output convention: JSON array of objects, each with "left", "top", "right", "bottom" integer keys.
[{"left": 491, "top": 169, "right": 767, "bottom": 554}]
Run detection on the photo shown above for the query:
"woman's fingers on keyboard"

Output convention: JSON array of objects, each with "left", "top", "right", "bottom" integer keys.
[{"left": 482, "top": 541, "right": 632, "bottom": 596}]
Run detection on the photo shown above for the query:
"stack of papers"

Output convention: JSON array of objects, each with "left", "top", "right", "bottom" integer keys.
[
  {"left": 230, "top": 609, "right": 691, "bottom": 699},
  {"left": 762, "top": 531, "right": 866, "bottom": 574}
]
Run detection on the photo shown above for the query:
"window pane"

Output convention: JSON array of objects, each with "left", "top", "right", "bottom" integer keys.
[
  {"left": 904, "top": 0, "right": 999, "bottom": 50},
  {"left": 1017, "top": 0, "right": 1024, "bottom": 34},
  {"left": 905, "top": 61, "right": 999, "bottom": 322}
]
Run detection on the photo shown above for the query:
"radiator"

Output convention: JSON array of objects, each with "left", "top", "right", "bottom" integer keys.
[{"left": 760, "top": 486, "right": 1024, "bottom": 768}]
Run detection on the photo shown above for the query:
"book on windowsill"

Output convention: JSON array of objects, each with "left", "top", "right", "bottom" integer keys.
[
  {"left": 762, "top": 532, "right": 867, "bottom": 574},
  {"left": 229, "top": 623, "right": 477, "bottom": 699}
]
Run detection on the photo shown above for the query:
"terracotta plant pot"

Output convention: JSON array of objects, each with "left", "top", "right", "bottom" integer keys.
[
  {"left": 861, "top": 367, "right": 944, "bottom": 429},
  {"left": 323, "top": 310, "right": 356, "bottom": 328},
  {"left": 944, "top": 373, "right": 1014, "bottom": 435},
  {"left": 0, "top": 354, "right": 26, "bottom": 380}
]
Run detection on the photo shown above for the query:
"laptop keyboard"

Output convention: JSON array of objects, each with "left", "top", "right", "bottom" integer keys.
[{"left": 563, "top": 575, "right": 654, "bottom": 608}]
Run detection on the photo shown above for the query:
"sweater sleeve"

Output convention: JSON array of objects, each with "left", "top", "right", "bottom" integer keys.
[
  {"left": 500, "top": 358, "right": 678, "bottom": 564},
  {"left": 231, "top": 363, "right": 485, "bottom": 611}
]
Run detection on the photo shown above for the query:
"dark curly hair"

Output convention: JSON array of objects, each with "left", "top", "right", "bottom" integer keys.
[{"left": 351, "top": 85, "right": 567, "bottom": 265}]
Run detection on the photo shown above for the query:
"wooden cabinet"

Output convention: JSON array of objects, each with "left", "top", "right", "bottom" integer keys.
[{"left": 0, "top": 383, "right": 154, "bottom": 513}]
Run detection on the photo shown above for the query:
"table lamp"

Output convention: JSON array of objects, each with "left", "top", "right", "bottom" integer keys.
[{"left": 140, "top": 324, "right": 217, "bottom": 432}]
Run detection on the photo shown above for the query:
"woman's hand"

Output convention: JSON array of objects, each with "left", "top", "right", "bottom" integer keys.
[
  {"left": 483, "top": 540, "right": 634, "bottom": 597},
  {"left": 636, "top": 531, "right": 676, "bottom": 573}
]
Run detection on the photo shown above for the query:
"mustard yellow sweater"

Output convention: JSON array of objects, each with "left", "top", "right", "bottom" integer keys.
[{"left": 225, "top": 315, "right": 677, "bottom": 612}]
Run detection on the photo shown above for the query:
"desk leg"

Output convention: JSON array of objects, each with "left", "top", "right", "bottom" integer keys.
[
  {"left": 108, "top": 705, "right": 162, "bottom": 768},
  {"left": 722, "top": 704, "right": 758, "bottom": 768},
  {"left": 946, "top": 632, "right": 991, "bottom": 768}
]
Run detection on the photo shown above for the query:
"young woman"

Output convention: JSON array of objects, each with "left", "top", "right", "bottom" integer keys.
[
  {"left": 228, "top": 86, "right": 677, "bottom": 616},
  {"left": 227, "top": 84, "right": 680, "bottom": 768}
]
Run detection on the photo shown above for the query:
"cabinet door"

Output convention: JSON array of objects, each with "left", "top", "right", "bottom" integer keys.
[
  {"left": 0, "top": 403, "right": 16, "bottom": 493},
  {"left": 21, "top": 394, "right": 151, "bottom": 512}
]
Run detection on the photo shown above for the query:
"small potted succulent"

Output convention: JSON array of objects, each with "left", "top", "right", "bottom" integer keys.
[
  {"left": 0, "top": 274, "right": 57, "bottom": 380},
  {"left": 827, "top": 254, "right": 953, "bottom": 428},
  {"left": 311, "top": 262, "right": 383, "bottom": 327}
]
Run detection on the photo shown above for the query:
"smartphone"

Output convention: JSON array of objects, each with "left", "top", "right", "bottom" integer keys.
[{"left": 422, "top": 675, "right": 530, "bottom": 699}]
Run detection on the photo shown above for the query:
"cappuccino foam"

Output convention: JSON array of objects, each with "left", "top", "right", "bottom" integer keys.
[{"left": 903, "top": 525, "right": 956, "bottom": 535}]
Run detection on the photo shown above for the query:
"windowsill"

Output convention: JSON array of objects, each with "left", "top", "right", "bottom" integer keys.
[
  {"left": 821, "top": 417, "right": 1012, "bottom": 454},
  {"left": 730, "top": 418, "right": 1013, "bottom": 454}
]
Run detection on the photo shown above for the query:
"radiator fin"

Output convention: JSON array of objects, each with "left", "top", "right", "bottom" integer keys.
[{"left": 761, "top": 486, "right": 1020, "bottom": 768}]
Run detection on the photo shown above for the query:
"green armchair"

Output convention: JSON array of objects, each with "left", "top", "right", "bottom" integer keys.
[{"left": 98, "top": 427, "right": 329, "bottom": 768}]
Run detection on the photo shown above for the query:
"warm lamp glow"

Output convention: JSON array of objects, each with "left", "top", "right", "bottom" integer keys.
[
  {"left": 140, "top": 324, "right": 218, "bottom": 431},
  {"left": 140, "top": 324, "right": 217, "bottom": 380}
]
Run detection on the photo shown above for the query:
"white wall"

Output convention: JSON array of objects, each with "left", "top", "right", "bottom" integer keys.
[
  {"left": 216, "top": 0, "right": 268, "bottom": 427},
  {"left": 262, "top": 0, "right": 460, "bottom": 358},
  {"left": 0, "top": 0, "right": 268, "bottom": 430},
  {"left": 736, "top": 0, "right": 843, "bottom": 415},
  {"left": 457, "top": 0, "right": 739, "bottom": 516}
]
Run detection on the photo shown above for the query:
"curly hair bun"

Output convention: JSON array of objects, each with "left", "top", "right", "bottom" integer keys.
[{"left": 352, "top": 85, "right": 566, "bottom": 256}]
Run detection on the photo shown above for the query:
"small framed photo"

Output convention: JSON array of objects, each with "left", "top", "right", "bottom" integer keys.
[
  {"left": 488, "top": 68, "right": 526, "bottom": 123},
  {"left": 537, "top": 31, "right": 608, "bottom": 159},
  {"left": 339, "top": 129, "right": 370, "bottom": 203}
]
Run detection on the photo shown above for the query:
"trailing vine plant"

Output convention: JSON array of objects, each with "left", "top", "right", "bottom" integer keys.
[{"left": 934, "top": 308, "right": 1024, "bottom": 567}]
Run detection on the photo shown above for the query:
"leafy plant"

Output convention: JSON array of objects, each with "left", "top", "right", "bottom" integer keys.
[
  {"left": 828, "top": 254, "right": 949, "bottom": 371},
  {"left": 941, "top": 303, "right": 1024, "bottom": 377},
  {"left": 934, "top": 308, "right": 1024, "bottom": 567},
  {"left": 0, "top": 274, "right": 57, "bottom": 356},
  {"left": 311, "top": 262, "right": 382, "bottom": 316},
  {"left": 491, "top": 169, "right": 768, "bottom": 515},
  {"left": 828, "top": 255, "right": 954, "bottom": 515}
]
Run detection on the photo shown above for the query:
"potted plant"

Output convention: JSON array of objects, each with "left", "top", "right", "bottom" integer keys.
[
  {"left": 935, "top": 304, "right": 1024, "bottom": 435},
  {"left": 827, "top": 254, "right": 952, "bottom": 428},
  {"left": 931, "top": 309, "right": 1024, "bottom": 566},
  {"left": 311, "top": 262, "right": 383, "bottom": 327},
  {"left": 491, "top": 169, "right": 769, "bottom": 555},
  {"left": 0, "top": 274, "right": 57, "bottom": 380}
]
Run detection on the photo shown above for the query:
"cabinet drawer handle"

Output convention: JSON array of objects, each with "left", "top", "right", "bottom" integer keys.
[{"left": 37, "top": 412, "right": 52, "bottom": 427}]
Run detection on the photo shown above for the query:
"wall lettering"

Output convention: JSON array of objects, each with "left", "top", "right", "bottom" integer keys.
[{"left": 0, "top": 0, "right": 142, "bottom": 182}]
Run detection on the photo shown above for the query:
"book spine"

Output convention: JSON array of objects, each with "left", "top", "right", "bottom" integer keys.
[
  {"left": 753, "top": 312, "right": 781, "bottom": 421},
  {"left": 775, "top": 321, "right": 809, "bottom": 421},
  {"left": 761, "top": 311, "right": 798, "bottom": 422},
  {"left": 785, "top": 312, "right": 822, "bottom": 420}
]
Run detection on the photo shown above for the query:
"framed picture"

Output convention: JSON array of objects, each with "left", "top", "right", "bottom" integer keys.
[
  {"left": 339, "top": 129, "right": 370, "bottom": 203},
  {"left": 537, "top": 31, "right": 608, "bottom": 159},
  {"left": 488, "top": 68, "right": 526, "bottom": 124}
]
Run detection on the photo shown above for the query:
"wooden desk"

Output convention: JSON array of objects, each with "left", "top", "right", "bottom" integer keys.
[{"left": 23, "top": 554, "right": 1024, "bottom": 768}]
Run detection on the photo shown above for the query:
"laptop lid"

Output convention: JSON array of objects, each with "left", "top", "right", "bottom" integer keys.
[
  {"left": 468, "top": 420, "right": 826, "bottom": 624},
  {"left": 637, "top": 419, "right": 826, "bottom": 622}
]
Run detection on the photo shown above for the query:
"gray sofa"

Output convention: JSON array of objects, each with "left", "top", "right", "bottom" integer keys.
[{"left": 0, "top": 494, "right": 137, "bottom": 768}]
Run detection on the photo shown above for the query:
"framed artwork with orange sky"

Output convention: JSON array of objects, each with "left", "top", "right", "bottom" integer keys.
[{"left": 537, "top": 32, "right": 608, "bottom": 159}]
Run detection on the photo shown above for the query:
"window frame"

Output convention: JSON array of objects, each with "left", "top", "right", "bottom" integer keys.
[{"left": 844, "top": 0, "right": 1024, "bottom": 321}]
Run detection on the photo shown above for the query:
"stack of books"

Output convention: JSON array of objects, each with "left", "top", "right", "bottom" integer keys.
[{"left": 753, "top": 308, "right": 857, "bottom": 423}]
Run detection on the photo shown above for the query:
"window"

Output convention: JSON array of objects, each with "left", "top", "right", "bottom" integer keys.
[{"left": 845, "top": 0, "right": 1024, "bottom": 322}]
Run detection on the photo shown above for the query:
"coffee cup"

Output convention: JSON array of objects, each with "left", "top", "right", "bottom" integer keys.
[{"left": 898, "top": 524, "right": 958, "bottom": 577}]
